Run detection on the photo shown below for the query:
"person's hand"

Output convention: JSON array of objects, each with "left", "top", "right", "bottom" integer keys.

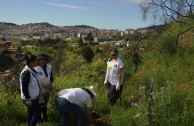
[
  {"left": 25, "top": 98, "right": 32, "bottom": 107},
  {"left": 104, "top": 83, "right": 107, "bottom": 88},
  {"left": 116, "top": 82, "right": 120, "bottom": 91},
  {"left": 48, "top": 85, "right": 53, "bottom": 91}
]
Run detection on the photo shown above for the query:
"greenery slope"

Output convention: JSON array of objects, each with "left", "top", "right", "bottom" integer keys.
[{"left": 0, "top": 20, "right": 194, "bottom": 126}]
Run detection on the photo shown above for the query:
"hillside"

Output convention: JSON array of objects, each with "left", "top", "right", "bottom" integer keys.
[
  {"left": 0, "top": 22, "right": 98, "bottom": 36},
  {"left": 0, "top": 19, "right": 194, "bottom": 126}
]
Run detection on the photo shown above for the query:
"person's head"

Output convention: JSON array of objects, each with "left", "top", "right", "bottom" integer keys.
[
  {"left": 37, "top": 54, "right": 48, "bottom": 66},
  {"left": 110, "top": 48, "right": 118, "bottom": 59},
  {"left": 25, "top": 55, "right": 38, "bottom": 68},
  {"left": 85, "top": 86, "right": 97, "bottom": 99},
  {"left": 44, "top": 54, "right": 50, "bottom": 62}
]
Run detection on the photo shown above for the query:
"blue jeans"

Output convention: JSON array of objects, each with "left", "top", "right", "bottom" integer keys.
[
  {"left": 26, "top": 99, "right": 41, "bottom": 126},
  {"left": 55, "top": 96, "right": 86, "bottom": 126}
]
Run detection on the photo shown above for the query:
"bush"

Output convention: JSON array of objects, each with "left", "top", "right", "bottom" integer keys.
[
  {"left": 160, "top": 32, "right": 178, "bottom": 55},
  {"left": 151, "top": 84, "right": 194, "bottom": 126},
  {"left": 81, "top": 46, "right": 94, "bottom": 62}
]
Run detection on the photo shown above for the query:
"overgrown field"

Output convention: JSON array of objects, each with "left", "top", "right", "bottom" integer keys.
[{"left": 0, "top": 21, "right": 194, "bottom": 126}]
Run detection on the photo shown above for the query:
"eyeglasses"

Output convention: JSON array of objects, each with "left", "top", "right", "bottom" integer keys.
[{"left": 111, "top": 54, "right": 117, "bottom": 57}]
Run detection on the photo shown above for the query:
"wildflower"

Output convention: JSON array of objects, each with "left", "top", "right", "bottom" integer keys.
[{"left": 133, "top": 113, "right": 141, "bottom": 118}]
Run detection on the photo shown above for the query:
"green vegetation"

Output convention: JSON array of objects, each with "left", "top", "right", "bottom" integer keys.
[{"left": 0, "top": 19, "right": 194, "bottom": 126}]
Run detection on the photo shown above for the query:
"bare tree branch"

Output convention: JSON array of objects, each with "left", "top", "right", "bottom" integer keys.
[{"left": 139, "top": 0, "right": 194, "bottom": 25}]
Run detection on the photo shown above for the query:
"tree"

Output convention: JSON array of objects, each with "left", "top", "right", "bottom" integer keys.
[
  {"left": 1, "top": 37, "right": 6, "bottom": 41},
  {"left": 140, "top": 0, "right": 194, "bottom": 24},
  {"left": 81, "top": 46, "right": 94, "bottom": 62},
  {"left": 52, "top": 48, "right": 66, "bottom": 73},
  {"left": 85, "top": 33, "right": 94, "bottom": 45},
  {"left": 77, "top": 38, "right": 84, "bottom": 47}
]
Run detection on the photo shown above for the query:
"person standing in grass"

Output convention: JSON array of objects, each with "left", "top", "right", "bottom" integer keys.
[
  {"left": 104, "top": 48, "right": 124, "bottom": 105},
  {"left": 55, "top": 86, "right": 97, "bottom": 126},
  {"left": 35, "top": 53, "right": 53, "bottom": 122},
  {"left": 20, "top": 55, "right": 41, "bottom": 126}
]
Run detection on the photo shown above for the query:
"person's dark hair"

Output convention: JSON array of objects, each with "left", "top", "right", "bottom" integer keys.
[
  {"left": 44, "top": 54, "right": 49, "bottom": 61},
  {"left": 25, "top": 55, "right": 37, "bottom": 65},
  {"left": 111, "top": 48, "right": 118, "bottom": 54},
  {"left": 37, "top": 53, "right": 49, "bottom": 61}
]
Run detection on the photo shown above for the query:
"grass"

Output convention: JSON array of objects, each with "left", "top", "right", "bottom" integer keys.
[{"left": 1, "top": 19, "right": 194, "bottom": 125}]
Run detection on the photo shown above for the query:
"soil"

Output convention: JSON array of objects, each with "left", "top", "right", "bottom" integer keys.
[
  {"left": 0, "top": 54, "right": 25, "bottom": 72},
  {"left": 0, "top": 54, "right": 15, "bottom": 72}
]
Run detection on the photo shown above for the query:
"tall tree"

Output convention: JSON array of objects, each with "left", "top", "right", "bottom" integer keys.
[
  {"left": 81, "top": 46, "right": 94, "bottom": 62},
  {"left": 77, "top": 38, "right": 84, "bottom": 47},
  {"left": 140, "top": 0, "right": 194, "bottom": 24},
  {"left": 85, "top": 33, "right": 94, "bottom": 45}
]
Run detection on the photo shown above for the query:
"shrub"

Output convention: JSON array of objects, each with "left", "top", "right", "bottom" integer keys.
[
  {"left": 81, "top": 46, "right": 94, "bottom": 62},
  {"left": 160, "top": 32, "right": 178, "bottom": 55}
]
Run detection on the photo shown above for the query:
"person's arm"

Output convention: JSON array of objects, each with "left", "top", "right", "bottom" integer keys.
[
  {"left": 116, "top": 60, "right": 123, "bottom": 91},
  {"left": 50, "top": 70, "right": 53, "bottom": 84},
  {"left": 118, "top": 68, "right": 123, "bottom": 84},
  {"left": 104, "top": 68, "right": 108, "bottom": 87},
  {"left": 21, "top": 70, "right": 31, "bottom": 99},
  {"left": 86, "top": 107, "right": 93, "bottom": 126},
  {"left": 48, "top": 70, "right": 53, "bottom": 90},
  {"left": 104, "top": 62, "right": 109, "bottom": 87}
]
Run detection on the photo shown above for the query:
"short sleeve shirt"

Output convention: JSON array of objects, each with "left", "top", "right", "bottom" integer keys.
[
  {"left": 106, "top": 57, "right": 124, "bottom": 85},
  {"left": 58, "top": 88, "right": 92, "bottom": 108}
]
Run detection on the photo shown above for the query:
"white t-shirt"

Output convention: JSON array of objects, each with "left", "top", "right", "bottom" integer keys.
[
  {"left": 58, "top": 88, "right": 92, "bottom": 108},
  {"left": 104, "top": 57, "right": 124, "bottom": 85},
  {"left": 35, "top": 65, "right": 52, "bottom": 86}
]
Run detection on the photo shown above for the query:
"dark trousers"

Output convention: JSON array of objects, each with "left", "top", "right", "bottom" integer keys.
[
  {"left": 107, "top": 82, "right": 123, "bottom": 105},
  {"left": 55, "top": 96, "right": 87, "bottom": 126},
  {"left": 26, "top": 99, "right": 41, "bottom": 126},
  {"left": 39, "top": 93, "right": 50, "bottom": 121}
]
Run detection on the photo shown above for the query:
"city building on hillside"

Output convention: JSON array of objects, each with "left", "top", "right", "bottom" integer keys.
[
  {"left": 32, "top": 35, "right": 41, "bottom": 39},
  {"left": 98, "top": 29, "right": 119, "bottom": 38},
  {"left": 94, "top": 37, "right": 98, "bottom": 43},
  {"left": 54, "top": 33, "right": 62, "bottom": 38},
  {"left": 125, "top": 29, "right": 135, "bottom": 35},
  {"left": 77, "top": 33, "right": 82, "bottom": 38},
  {"left": 121, "top": 31, "right": 124, "bottom": 37}
]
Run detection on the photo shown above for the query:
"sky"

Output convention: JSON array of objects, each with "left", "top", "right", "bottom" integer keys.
[{"left": 0, "top": 0, "right": 153, "bottom": 30}]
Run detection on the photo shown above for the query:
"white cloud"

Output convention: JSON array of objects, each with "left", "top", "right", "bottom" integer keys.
[{"left": 43, "top": 2, "right": 90, "bottom": 11}]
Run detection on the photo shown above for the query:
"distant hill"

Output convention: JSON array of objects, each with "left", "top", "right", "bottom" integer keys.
[
  {"left": 0, "top": 22, "right": 18, "bottom": 26},
  {"left": 0, "top": 22, "right": 98, "bottom": 36},
  {"left": 0, "top": 22, "right": 18, "bottom": 32},
  {"left": 0, "top": 21, "right": 162, "bottom": 37},
  {"left": 74, "top": 25, "right": 96, "bottom": 29},
  {"left": 136, "top": 24, "right": 168, "bottom": 31},
  {"left": 0, "top": 22, "right": 58, "bottom": 35},
  {"left": 24, "top": 22, "right": 54, "bottom": 26}
]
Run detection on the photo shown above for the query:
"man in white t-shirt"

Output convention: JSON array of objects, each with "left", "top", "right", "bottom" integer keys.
[
  {"left": 55, "top": 86, "right": 97, "bottom": 126},
  {"left": 104, "top": 48, "right": 124, "bottom": 105}
]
